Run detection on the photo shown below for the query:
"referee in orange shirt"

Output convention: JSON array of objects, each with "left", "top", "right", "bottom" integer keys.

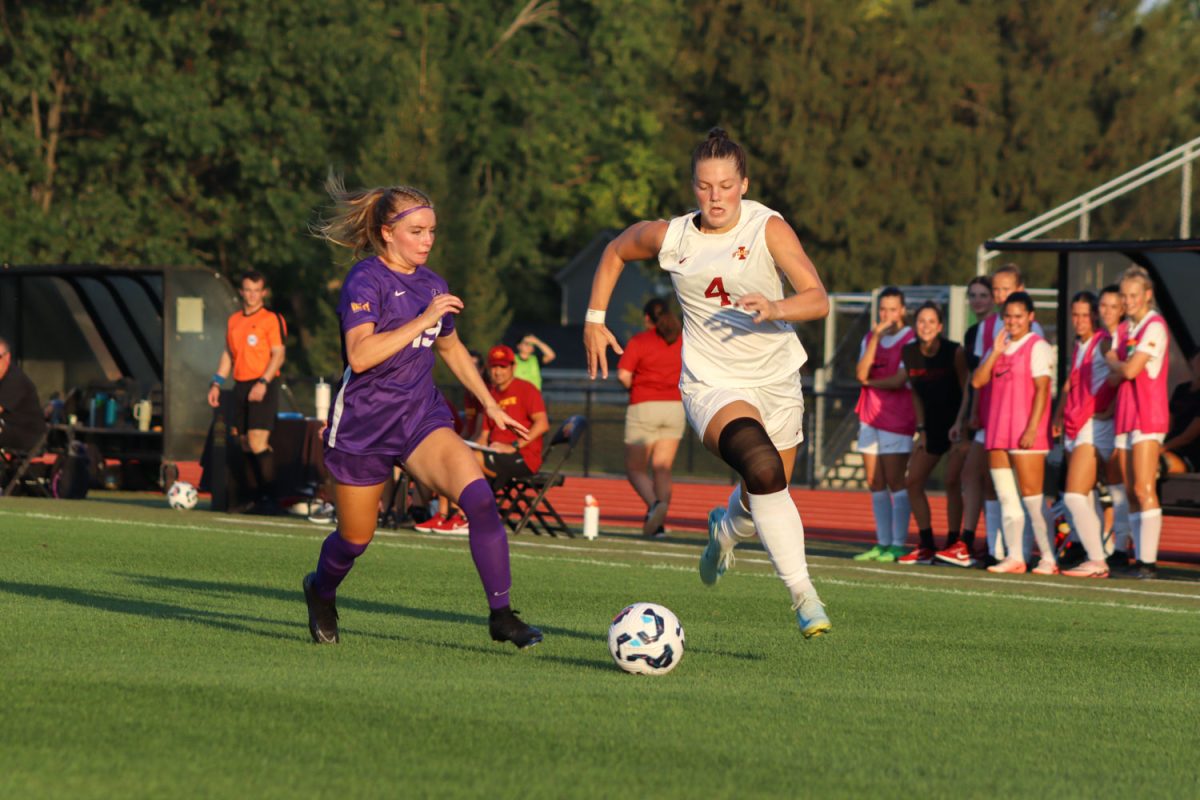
[{"left": 207, "top": 270, "right": 287, "bottom": 512}]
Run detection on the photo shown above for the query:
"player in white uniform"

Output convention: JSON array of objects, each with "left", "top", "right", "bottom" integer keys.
[{"left": 583, "top": 128, "right": 832, "bottom": 638}]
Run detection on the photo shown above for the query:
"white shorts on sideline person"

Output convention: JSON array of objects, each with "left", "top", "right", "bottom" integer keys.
[
  {"left": 1065, "top": 417, "right": 1115, "bottom": 459},
  {"left": 857, "top": 423, "right": 913, "bottom": 455}
]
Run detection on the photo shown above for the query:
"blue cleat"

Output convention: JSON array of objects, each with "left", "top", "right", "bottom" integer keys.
[
  {"left": 794, "top": 591, "right": 832, "bottom": 639},
  {"left": 698, "top": 507, "right": 735, "bottom": 586}
]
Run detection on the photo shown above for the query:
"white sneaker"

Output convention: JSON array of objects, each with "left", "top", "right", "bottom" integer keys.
[{"left": 307, "top": 500, "right": 336, "bottom": 525}]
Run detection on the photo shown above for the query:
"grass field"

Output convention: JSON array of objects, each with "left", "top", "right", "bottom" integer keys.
[{"left": 2, "top": 495, "right": 1199, "bottom": 799}]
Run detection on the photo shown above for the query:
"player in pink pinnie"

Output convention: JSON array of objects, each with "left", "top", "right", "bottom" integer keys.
[{"left": 972, "top": 292, "right": 1056, "bottom": 575}]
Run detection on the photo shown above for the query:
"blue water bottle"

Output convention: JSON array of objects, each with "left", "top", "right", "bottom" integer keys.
[{"left": 105, "top": 397, "right": 119, "bottom": 427}]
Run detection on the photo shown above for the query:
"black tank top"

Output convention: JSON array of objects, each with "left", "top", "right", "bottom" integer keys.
[{"left": 903, "top": 338, "right": 963, "bottom": 430}]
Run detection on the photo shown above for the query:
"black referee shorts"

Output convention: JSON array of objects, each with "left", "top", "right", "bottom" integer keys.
[{"left": 230, "top": 379, "right": 280, "bottom": 435}]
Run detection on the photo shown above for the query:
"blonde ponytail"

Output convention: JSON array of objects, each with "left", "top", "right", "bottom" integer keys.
[{"left": 314, "top": 173, "right": 433, "bottom": 259}]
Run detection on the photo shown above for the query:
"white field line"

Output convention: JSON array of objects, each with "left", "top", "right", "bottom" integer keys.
[{"left": 3, "top": 509, "right": 1200, "bottom": 615}]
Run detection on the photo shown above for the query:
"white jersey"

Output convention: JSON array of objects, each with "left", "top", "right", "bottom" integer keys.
[{"left": 658, "top": 200, "right": 808, "bottom": 387}]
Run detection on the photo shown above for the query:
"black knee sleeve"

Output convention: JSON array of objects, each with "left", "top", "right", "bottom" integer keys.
[{"left": 717, "top": 418, "right": 786, "bottom": 495}]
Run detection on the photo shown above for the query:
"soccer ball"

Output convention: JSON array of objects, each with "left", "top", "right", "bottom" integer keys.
[
  {"left": 607, "top": 603, "right": 685, "bottom": 675},
  {"left": 167, "top": 481, "right": 199, "bottom": 510}
]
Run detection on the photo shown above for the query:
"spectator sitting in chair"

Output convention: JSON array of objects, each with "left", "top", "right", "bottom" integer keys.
[
  {"left": 1165, "top": 347, "right": 1200, "bottom": 472},
  {"left": 0, "top": 336, "right": 47, "bottom": 453},
  {"left": 476, "top": 344, "right": 549, "bottom": 489}
]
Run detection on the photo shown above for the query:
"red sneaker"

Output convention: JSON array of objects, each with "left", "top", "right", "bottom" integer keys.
[
  {"left": 414, "top": 513, "right": 445, "bottom": 532},
  {"left": 436, "top": 512, "right": 470, "bottom": 535},
  {"left": 898, "top": 547, "right": 936, "bottom": 565},
  {"left": 934, "top": 541, "right": 976, "bottom": 568}
]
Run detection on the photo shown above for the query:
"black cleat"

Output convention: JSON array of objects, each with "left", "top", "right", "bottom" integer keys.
[
  {"left": 303, "top": 572, "right": 339, "bottom": 643},
  {"left": 1136, "top": 561, "right": 1159, "bottom": 580},
  {"left": 489, "top": 607, "right": 543, "bottom": 649},
  {"left": 1106, "top": 549, "right": 1131, "bottom": 570},
  {"left": 1058, "top": 542, "right": 1087, "bottom": 569}
]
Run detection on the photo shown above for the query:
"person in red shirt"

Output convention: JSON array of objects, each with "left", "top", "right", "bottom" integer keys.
[
  {"left": 618, "top": 298, "right": 684, "bottom": 537},
  {"left": 476, "top": 345, "right": 550, "bottom": 488}
]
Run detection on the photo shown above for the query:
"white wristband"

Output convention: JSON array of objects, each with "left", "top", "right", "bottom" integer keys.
[{"left": 585, "top": 308, "right": 606, "bottom": 325}]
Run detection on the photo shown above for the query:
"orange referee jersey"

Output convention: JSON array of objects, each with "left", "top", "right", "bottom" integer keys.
[{"left": 226, "top": 307, "right": 287, "bottom": 381}]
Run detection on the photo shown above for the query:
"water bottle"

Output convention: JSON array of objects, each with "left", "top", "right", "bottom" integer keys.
[
  {"left": 90, "top": 393, "right": 107, "bottom": 428},
  {"left": 314, "top": 377, "right": 331, "bottom": 421},
  {"left": 105, "top": 397, "right": 119, "bottom": 427},
  {"left": 583, "top": 494, "right": 599, "bottom": 540}
]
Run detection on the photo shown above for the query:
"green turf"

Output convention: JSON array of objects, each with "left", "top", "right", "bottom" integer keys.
[{"left": 2, "top": 495, "right": 1199, "bottom": 799}]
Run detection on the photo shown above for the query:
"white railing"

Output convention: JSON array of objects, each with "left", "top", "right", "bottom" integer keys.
[{"left": 978, "top": 135, "right": 1200, "bottom": 275}]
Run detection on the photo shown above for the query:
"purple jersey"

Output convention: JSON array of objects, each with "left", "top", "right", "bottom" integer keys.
[{"left": 325, "top": 257, "right": 456, "bottom": 455}]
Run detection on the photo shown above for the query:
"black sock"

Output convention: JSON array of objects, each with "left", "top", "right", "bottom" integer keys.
[
  {"left": 256, "top": 449, "right": 276, "bottom": 500},
  {"left": 242, "top": 451, "right": 261, "bottom": 502},
  {"left": 961, "top": 529, "right": 976, "bottom": 549},
  {"left": 918, "top": 528, "right": 935, "bottom": 550},
  {"left": 945, "top": 530, "right": 960, "bottom": 547}
]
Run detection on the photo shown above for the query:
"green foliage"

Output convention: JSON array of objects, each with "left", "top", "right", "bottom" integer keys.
[{"left": 1, "top": 0, "right": 1196, "bottom": 374}]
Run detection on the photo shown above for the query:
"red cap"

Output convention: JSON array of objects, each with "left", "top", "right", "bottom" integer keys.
[{"left": 487, "top": 345, "right": 515, "bottom": 367}]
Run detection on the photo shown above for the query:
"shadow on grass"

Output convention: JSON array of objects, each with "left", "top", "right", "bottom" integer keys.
[
  {"left": 0, "top": 579, "right": 297, "bottom": 642},
  {"left": 119, "top": 572, "right": 598, "bottom": 642}
]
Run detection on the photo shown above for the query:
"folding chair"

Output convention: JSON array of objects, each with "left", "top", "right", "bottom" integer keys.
[
  {"left": 496, "top": 415, "right": 588, "bottom": 536},
  {"left": 1, "top": 428, "right": 52, "bottom": 497}
]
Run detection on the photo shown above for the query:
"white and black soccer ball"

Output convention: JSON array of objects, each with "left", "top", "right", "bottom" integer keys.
[
  {"left": 167, "top": 481, "right": 199, "bottom": 510},
  {"left": 607, "top": 602, "right": 685, "bottom": 675}
]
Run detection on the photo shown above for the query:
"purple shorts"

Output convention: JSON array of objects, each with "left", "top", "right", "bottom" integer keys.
[{"left": 323, "top": 405, "right": 454, "bottom": 486}]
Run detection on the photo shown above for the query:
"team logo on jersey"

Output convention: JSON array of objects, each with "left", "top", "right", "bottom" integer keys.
[
  {"left": 247, "top": 333, "right": 259, "bottom": 346},
  {"left": 351, "top": 301, "right": 371, "bottom": 313},
  {"left": 733, "top": 246, "right": 749, "bottom": 260}
]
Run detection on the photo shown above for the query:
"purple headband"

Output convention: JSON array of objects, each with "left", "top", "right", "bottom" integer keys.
[{"left": 386, "top": 205, "right": 432, "bottom": 224}]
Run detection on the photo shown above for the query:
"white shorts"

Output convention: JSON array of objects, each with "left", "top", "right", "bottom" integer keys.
[
  {"left": 1114, "top": 430, "right": 1166, "bottom": 450},
  {"left": 680, "top": 371, "right": 805, "bottom": 451},
  {"left": 1065, "top": 418, "right": 1115, "bottom": 459},
  {"left": 857, "top": 423, "right": 914, "bottom": 455}
]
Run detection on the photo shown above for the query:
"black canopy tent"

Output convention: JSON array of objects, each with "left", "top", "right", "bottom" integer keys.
[
  {"left": 981, "top": 238, "right": 1200, "bottom": 388},
  {"left": 982, "top": 238, "right": 1200, "bottom": 516},
  {"left": 0, "top": 263, "right": 239, "bottom": 474}
]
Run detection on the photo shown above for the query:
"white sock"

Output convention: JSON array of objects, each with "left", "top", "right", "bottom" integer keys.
[
  {"left": 985, "top": 500, "right": 1004, "bottom": 559},
  {"left": 871, "top": 490, "right": 892, "bottom": 547},
  {"left": 1064, "top": 491, "right": 1105, "bottom": 563},
  {"left": 1130, "top": 511, "right": 1143, "bottom": 561},
  {"left": 718, "top": 485, "right": 756, "bottom": 548},
  {"left": 990, "top": 469, "right": 1025, "bottom": 563},
  {"left": 890, "top": 489, "right": 911, "bottom": 547},
  {"left": 1139, "top": 509, "right": 1162, "bottom": 564},
  {"left": 1021, "top": 494, "right": 1054, "bottom": 564},
  {"left": 747, "top": 488, "right": 814, "bottom": 602},
  {"left": 1107, "top": 484, "right": 1131, "bottom": 551}
]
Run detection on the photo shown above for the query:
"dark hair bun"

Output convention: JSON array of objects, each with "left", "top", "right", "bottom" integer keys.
[{"left": 707, "top": 127, "right": 729, "bottom": 141}]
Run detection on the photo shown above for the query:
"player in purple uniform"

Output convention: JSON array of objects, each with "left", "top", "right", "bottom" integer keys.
[{"left": 302, "top": 179, "right": 542, "bottom": 649}]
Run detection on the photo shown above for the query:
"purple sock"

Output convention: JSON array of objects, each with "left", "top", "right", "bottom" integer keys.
[
  {"left": 458, "top": 478, "right": 512, "bottom": 610},
  {"left": 313, "top": 530, "right": 368, "bottom": 601}
]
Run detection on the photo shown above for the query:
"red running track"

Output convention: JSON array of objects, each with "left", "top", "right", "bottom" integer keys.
[{"left": 540, "top": 475, "right": 1200, "bottom": 565}]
